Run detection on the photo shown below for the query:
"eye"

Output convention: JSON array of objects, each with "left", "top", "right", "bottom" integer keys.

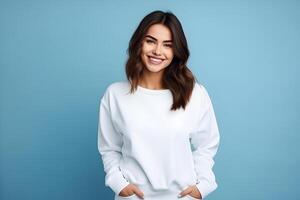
[
  {"left": 164, "top": 43, "right": 172, "bottom": 48},
  {"left": 146, "top": 39, "right": 155, "bottom": 44}
]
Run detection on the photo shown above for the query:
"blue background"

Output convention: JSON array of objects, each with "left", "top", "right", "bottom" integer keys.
[{"left": 1, "top": 0, "right": 299, "bottom": 199}]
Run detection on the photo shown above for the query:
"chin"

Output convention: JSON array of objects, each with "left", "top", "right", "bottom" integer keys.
[
  {"left": 143, "top": 60, "right": 170, "bottom": 73},
  {"left": 144, "top": 64, "right": 168, "bottom": 73}
]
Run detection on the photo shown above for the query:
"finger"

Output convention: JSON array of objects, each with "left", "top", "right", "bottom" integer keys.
[
  {"left": 178, "top": 187, "right": 193, "bottom": 197},
  {"left": 191, "top": 186, "right": 202, "bottom": 199},
  {"left": 132, "top": 186, "right": 144, "bottom": 199}
]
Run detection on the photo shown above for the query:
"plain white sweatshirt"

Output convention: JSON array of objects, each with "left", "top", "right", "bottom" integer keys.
[{"left": 97, "top": 81, "right": 220, "bottom": 199}]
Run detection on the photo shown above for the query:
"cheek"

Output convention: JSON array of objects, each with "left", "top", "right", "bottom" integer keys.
[
  {"left": 166, "top": 50, "right": 174, "bottom": 60},
  {"left": 142, "top": 43, "right": 152, "bottom": 54}
]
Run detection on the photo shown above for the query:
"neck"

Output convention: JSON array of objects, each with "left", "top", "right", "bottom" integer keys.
[{"left": 138, "top": 70, "right": 165, "bottom": 90}]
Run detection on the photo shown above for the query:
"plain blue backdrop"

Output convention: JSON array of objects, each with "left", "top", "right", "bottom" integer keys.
[{"left": 1, "top": 0, "right": 299, "bottom": 199}]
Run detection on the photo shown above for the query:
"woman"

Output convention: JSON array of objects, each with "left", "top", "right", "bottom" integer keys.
[{"left": 98, "top": 10, "right": 220, "bottom": 200}]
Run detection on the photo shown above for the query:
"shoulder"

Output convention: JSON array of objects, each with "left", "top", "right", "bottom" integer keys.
[
  {"left": 105, "top": 80, "right": 129, "bottom": 93},
  {"left": 189, "top": 81, "right": 214, "bottom": 108},
  {"left": 193, "top": 81, "right": 210, "bottom": 99},
  {"left": 100, "top": 80, "right": 130, "bottom": 102}
]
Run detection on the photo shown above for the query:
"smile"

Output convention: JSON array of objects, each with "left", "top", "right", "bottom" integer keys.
[{"left": 147, "top": 56, "right": 165, "bottom": 65}]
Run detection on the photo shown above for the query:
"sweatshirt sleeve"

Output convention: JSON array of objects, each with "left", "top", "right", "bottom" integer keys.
[
  {"left": 97, "top": 91, "right": 130, "bottom": 195},
  {"left": 189, "top": 85, "right": 220, "bottom": 199}
]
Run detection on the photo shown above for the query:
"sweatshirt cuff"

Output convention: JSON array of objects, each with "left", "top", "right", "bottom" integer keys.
[
  {"left": 196, "top": 179, "right": 217, "bottom": 199},
  {"left": 106, "top": 170, "right": 130, "bottom": 195}
]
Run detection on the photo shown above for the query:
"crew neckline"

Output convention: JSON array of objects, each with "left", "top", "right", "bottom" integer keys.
[{"left": 137, "top": 84, "right": 170, "bottom": 95}]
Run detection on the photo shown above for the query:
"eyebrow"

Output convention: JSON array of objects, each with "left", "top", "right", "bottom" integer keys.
[{"left": 145, "top": 35, "right": 173, "bottom": 43}]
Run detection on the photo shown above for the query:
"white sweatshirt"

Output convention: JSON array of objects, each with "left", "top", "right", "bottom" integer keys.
[{"left": 97, "top": 81, "right": 220, "bottom": 199}]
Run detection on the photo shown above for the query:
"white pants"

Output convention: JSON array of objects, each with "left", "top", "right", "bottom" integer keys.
[{"left": 114, "top": 183, "right": 201, "bottom": 200}]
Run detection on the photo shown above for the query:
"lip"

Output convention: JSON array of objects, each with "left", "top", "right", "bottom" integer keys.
[
  {"left": 147, "top": 55, "right": 165, "bottom": 61},
  {"left": 147, "top": 56, "right": 165, "bottom": 65}
]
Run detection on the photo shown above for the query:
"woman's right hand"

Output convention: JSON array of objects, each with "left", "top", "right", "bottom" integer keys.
[{"left": 118, "top": 183, "right": 144, "bottom": 199}]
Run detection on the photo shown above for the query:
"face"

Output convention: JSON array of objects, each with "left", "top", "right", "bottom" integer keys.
[{"left": 140, "top": 24, "right": 174, "bottom": 74}]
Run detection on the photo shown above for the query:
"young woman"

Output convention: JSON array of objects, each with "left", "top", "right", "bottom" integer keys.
[{"left": 98, "top": 10, "right": 220, "bottom": 200}]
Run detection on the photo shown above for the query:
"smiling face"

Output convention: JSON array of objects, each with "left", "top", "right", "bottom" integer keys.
[{"left": 140, "top": 24, "right": 174, "bottom": 75}]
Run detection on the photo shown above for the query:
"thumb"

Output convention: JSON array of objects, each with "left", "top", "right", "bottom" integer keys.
[{"left": 132, "top": 186, "right": 144, "bottom": 199}]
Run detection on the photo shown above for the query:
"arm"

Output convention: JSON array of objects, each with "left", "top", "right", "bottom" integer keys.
[
  {"left": 97, "top": 93, "right": 130, "bottom": 195},
  {"left": 190, "top": 85, "right": 220, "bottom": 199}
]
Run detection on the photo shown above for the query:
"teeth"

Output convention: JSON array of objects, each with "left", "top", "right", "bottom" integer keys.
[
  {"left": 150, "top": 57, "right": 162, "bottom": 62},
  {"left": 148, "top": 56, "right": 164, "bottom": 64},
  {"left": 150, "top": 57, "right": 162, "bottom": 65}
]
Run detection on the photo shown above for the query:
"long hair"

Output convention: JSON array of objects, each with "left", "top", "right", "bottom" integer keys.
[{"left": 125, "top": 10, "right": 196, "bottom": 111}]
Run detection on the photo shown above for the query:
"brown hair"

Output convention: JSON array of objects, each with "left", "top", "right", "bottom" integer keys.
[{"left": 125, "top": 10, "right": 197, "bottom": 111}]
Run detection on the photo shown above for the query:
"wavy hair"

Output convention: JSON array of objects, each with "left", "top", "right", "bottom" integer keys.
[{"left": 125, "top": 10, "right": 196, "bottom": 111}]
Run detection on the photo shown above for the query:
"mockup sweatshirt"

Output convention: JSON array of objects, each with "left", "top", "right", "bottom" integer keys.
[{"left": 97, "top": 81, "right": 220, "bottom": 199}]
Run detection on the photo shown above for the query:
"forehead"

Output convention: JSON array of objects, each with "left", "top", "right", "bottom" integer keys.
[{"left": 146, "top": 24, "right": 172, "bottom": 41}]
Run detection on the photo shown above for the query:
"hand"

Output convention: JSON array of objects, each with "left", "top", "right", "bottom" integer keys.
[
  {"left": 119, "top": 183, "right": 144, "bottom": 199},
  {"left": 178, "top": 185, "right": 202, "bottom": 199}
]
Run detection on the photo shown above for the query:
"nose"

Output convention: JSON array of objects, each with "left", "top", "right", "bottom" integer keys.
[{"left": 153, "top": 44, "right": 162, "bottom": 55}]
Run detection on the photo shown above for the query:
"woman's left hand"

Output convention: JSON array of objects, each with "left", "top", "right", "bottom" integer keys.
[{"left": 178, "top": 185, "right": 202, "bottom": 199}]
